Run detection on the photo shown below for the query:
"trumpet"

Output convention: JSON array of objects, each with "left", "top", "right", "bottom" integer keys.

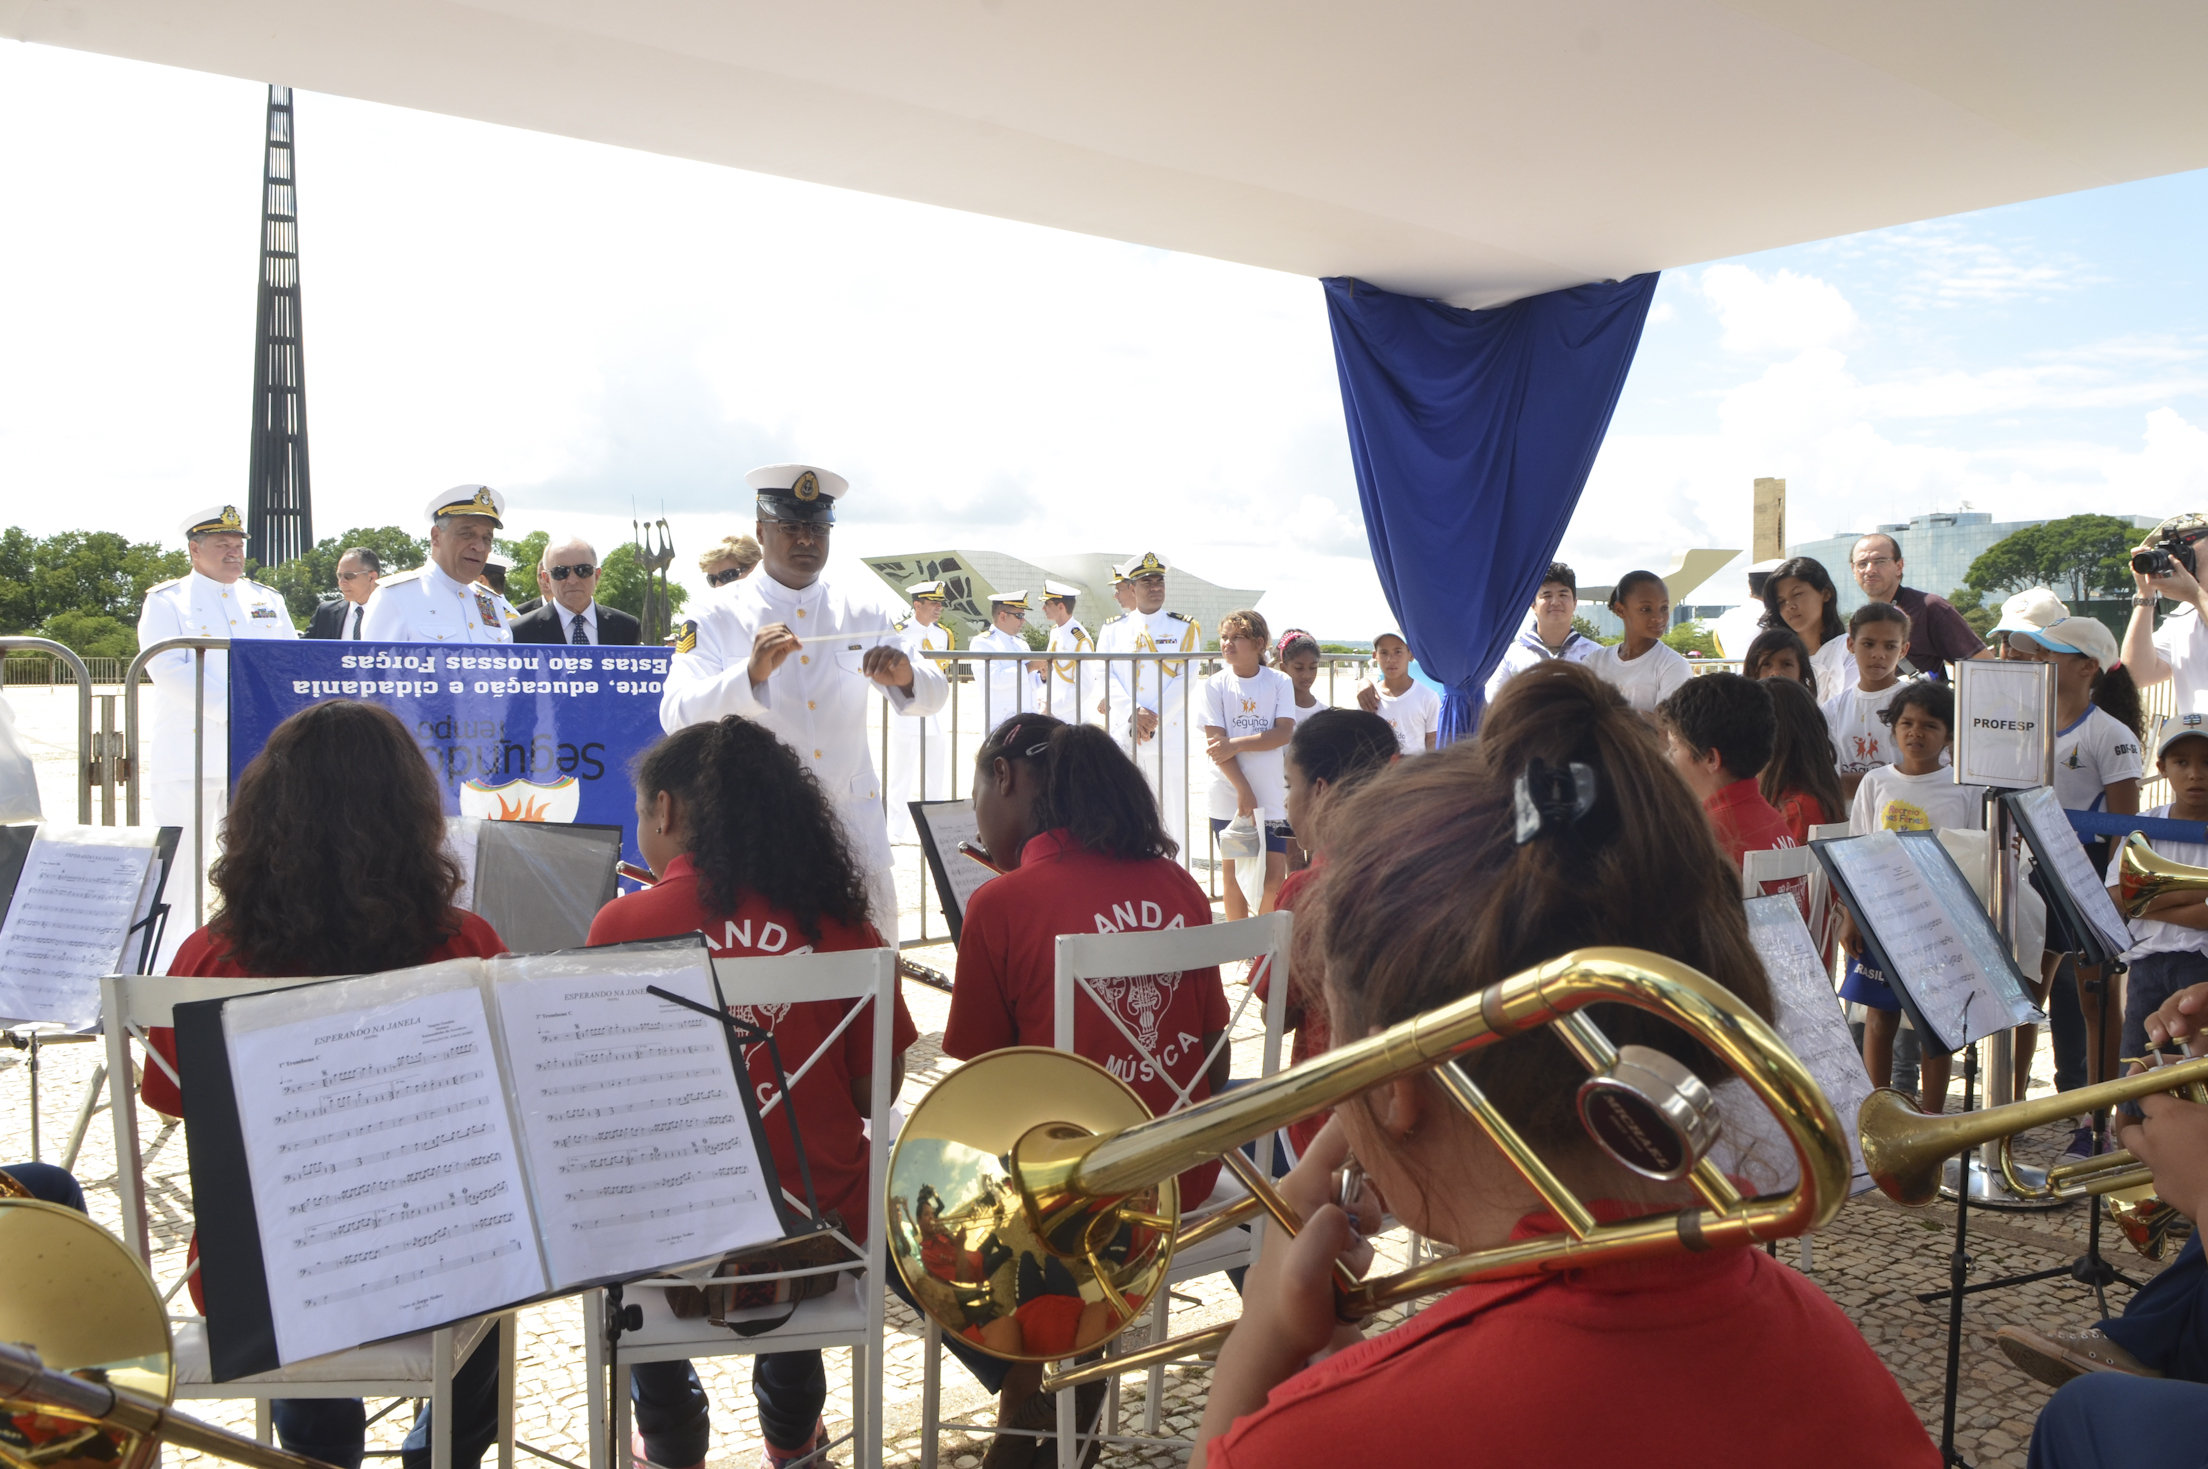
[
  {"left": 1859, "top": 1055, "right": 2208, "bottom": 1207},
  {"left": 2118, "top": 830, "right": 2208, "bottom": 918},
  {"left": 884, "top": 947, "right": 1849, "bottom": 1390}
]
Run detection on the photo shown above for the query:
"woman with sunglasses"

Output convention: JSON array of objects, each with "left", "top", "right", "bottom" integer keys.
[{"left": 700, "top": 534, "right": 763, "bottom": 588}]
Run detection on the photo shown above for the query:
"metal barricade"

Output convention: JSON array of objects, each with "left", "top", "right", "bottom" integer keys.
[
  {"left": 122, "top": 636, "right": 228, "bottom": 927},
  {"left": 0, "top": 637, "right": 96, "bottom": 823}
]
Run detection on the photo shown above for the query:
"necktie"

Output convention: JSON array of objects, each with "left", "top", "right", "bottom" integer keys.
[
  {"left": 570, "top": 613, "right": 589, "bottom": 645},
  {"left": 349, "top": 605, "right": 362, "bottom": 640}
]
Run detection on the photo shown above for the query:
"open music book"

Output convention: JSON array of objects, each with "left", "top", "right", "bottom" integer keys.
[
  {"left": 2001, "top": 787, "right": 2133, "bottom": 967},
  {"left": 178, "top": 937, "right": 788, "bottom": 1377},
  {"left": 0, "top": 823, "right": 167, "bottom": 1030}
]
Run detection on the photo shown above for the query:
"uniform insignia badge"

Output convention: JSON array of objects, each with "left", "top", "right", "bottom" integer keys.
[
  {"left": 793, "top": 470, "right": 820, "bottom": 502},
  {"left": 251, "top": 607, "right": 278, "bottom": 619},
  {"left": 219, "top": 504, "right": 242, "bottom": 529},
  {"left": 475, "top": 591, "right": 499, "bottom": 627},
  {"left": 676, "top": 620, "right": 698, "bottom": 654},
  {"left": 472, "top": 487, "right": 496, "bottom": 510}
]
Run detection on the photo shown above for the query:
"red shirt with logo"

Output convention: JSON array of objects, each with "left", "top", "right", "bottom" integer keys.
[
  {"left": 584, "top": 854, "right": 916, "bottom": 1240},
  {"left": 1706, "top": 778, "right": 1808, "bottom": 917},
  {"left": 945, "top": 828, "right": 1230, "bottom": 1205},
  {"left": 1773, "top": 789, "right": 1834, "bottom": 848},
  {"left": 142, "top": 911, "right": 508, "bottom": 1120},
  {"left": 1205, "top": 1205, "right": 1938, "bottom": 1469}
]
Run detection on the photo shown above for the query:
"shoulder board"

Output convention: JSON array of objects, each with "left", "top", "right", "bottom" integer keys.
[
  {"left": 146, "top": 576, "right": 185, "bottom": 593},
  {"left": 894, "top": 616, "right": 911, "bottom": 631},
  {"left": 247, "top": 579, "right": 280, "bottom": 594},
  {"left": 1102, "top": 613, "right": 1128, "bottom": 626},
  {"left": 380, "top": 567, "right": 425, "bottom": 586},
  {"left": 1167, "top": 611, "right": 1192, "bottom": 623}
]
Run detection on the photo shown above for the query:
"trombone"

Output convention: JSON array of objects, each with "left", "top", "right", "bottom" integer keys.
[{"left": 884, "top": 947, "right": 1849, "bottom": 1391}]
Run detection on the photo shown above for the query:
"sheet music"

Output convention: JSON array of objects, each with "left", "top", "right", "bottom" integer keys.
[
  {"left": 443, "top": 816, "right": 483, "bottom": 915},
  {"left": 223, "top": 961, "right": 547, "bottom": 1364},
  {"left": 1723, "top": 895, "right": 1874, "bottom": 1195},
  {"left": 0, "top": 825, "right": 157, "bottom": 1029},
  {"left": 913, "top": 800, "right": 998, "bottom": 920},
  {"left": 2007, "top": 787, "right": 2133, "bottom": 960},
  {"left": 488, "top": 945, "right": 782, "bottom": 1289},
  {"left": 1819, "top": 830, "right": 2041, "bottom": 1051}
]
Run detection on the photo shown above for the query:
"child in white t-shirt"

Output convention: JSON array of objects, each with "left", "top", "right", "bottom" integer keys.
[
  {"left": 1582, "top": 569, "right": 1691, "bottom": 714},
  {"left": 1822, "top": 601, "right": 1914, "bottom": 801},
  {"left": 1205, "top": 609, "right": 1297, "bottom": 918},
  {"left": 1841, "top": 681, "right": 1981, "bottom": 1114},
  {"left": 2114, "top": 716, "right": 2208, "bottom": 1048},
  {"left": 1359, "top": 631, "right": 1442, "bottom": 754},
  {"left": 2007, "top": 615, "right": 2143, "bottom": 1140}
]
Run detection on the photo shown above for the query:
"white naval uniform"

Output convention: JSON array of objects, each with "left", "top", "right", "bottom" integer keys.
[
  {"left": 1046, "top": 618, "right": 1101, "bottom": 726},
  {"left": 359, "top": 562, "right": 519, "bottom": 644},
  {"left": 660, "top": 569, "right": 950, "bottom": 943},
  {"left": 970, "top": 626, "right": 1040, "bottom": 731},
  {"left": 887, "top": 616, "right": 954, "bottom": 843},
  {"left": 1109, "top": 608, "right": 1201, "bottom": 853},
  {"left": 135, "top": 570, "right": 298, "bottom": 958}
]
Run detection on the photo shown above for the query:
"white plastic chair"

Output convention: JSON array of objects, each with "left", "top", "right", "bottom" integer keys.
[
  {"left": 582, "top": 948, "right": 896, "bottom": 1469},
  {"left": 914, "top": 913, "right": 1292, "bottom": 1468},
  {"left": 99, "top": 972, "right": 512, "bottom": 1469}
]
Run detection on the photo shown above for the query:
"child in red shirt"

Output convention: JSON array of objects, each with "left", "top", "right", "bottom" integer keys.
[
  {"left": 586, "top": 716, "right": 916, "bottom": 1469},
  {"left": 1193, "top": 662, "right": 1936, "bottom": 1469}
]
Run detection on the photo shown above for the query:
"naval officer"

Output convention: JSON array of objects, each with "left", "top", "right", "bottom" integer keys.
[
  {"left": 359, "top": 486, "right": 520, "bottom": 643},
  {"left": 1040, "top": 579, "right": 1099, "bottom": 725},
  {"left": 660, "top": 465, "right": 949, "bottom": 942},
  {"left": 887, "top": 581, "right": 954, "bottom": 842},
  {"left": 1108, "top": 552, "right": 1200, "bottom": 851},
  {"left": 971, "top": 589, "right": 1041, "bottom": 728},
  {"left": 135, "top": 503, "right": 298, "bottom": 954},
  {"left": 1096, "top": 560, "right": 1138, "bottom": 731}
]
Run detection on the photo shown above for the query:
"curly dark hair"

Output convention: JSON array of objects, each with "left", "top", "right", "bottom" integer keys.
[
  {"left": 209, "top": 700, "right": 464, "bottom": 976},
  {"left": 633, "top": 717, "right": 872, "bottom": 942},
  {"left": 976, "top": 714, "right": 1178, "bottom": 862}
]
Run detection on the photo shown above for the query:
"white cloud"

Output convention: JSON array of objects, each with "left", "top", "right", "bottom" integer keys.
[{"left": 1697, "top": 265, "right": 1859, "bottom": 355}]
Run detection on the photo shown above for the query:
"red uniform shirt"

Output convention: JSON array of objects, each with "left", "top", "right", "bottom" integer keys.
[
  {"left": 1207, "top": 1210, "right": 1938, "bottom": 1469},
  {"left": 945, "top": 828, "right": 1230, "bottom": 1206},
  {"left": 142, "top": 911, "right": 508, "bottom": 1119},
  {"left": 1703, "top": 777, "right": 1797, "bottom": 869},
  {"left": 1774, "top": 789, "right": 1833, "bottom": 847},
  {"left": 584, "top": 854, "right": 916, "bottom": 1241},
  {"left": 1253, "top": 863, "right": 1329, "bottom": 1160}
]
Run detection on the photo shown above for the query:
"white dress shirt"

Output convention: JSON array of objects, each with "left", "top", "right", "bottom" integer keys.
[
  {"left": 660, "top": 567, "right": 950, "bottom": 876},
  {"left": 135, "top": 570, "right": 299, "bottom": 790},
  {"left": 359, "top": 561, "right": 518, "bottom": 644},
  {"left": 557, "top": 601, "right": 601, "bottom": 644}
]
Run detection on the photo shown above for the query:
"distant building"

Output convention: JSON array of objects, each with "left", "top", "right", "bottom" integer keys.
[
  {"left": 1573, "top": 548, "right": 1741, "bottom": 640},
  {"left": 1789, "top": 512, "right": 2157, "bottom": 617},
  {"left": 861, "top": 549, "right": 1263, "bottom": 644}
]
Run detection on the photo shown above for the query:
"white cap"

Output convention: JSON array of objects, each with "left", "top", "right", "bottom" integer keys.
[
  {"left": 746, "top": 464, "right": 848, "bottom": 498},
  {"left": 427, "top": 484, "right": 506, "bottom": 528},
  {"left": 1992, "top": 586, "right": 2069, "bottom": 636},
  {"left": 989, "top": 590, "right": 1030, "bottom": 612},
  {"left": 2157, "top": 712, "right": 2208, "bottom": 762},
  {"left": 1043, "top": 579, "right": 1082, "bottom": 598},
  {"left": 908, "top": 580, "right": 947, "bottom": 600},
  {"left": 181, "top": 504, "right": 245, "bottom": 538},
  {"left": 2009, "top": 615, "right": 2121, "bottom": 670}
]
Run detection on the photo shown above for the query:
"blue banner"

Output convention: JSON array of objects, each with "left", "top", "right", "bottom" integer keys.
[{"left": 227, "top": 641, "right": 670, "bottom": 865}]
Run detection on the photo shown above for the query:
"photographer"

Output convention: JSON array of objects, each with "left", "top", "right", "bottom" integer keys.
[{"left": 2124, "top": 513, "right": 2208, "bottom": 714}]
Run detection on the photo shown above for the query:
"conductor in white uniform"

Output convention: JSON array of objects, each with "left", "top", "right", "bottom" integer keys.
[
  {"left": 660, "top": 465, "right": 949, "bottom": 943},
  {"left": 359, "top": 486, "right": 520, "bottom": 644},
  {"left": 135, "top": 503, "right": 298, "bottom": 950}
]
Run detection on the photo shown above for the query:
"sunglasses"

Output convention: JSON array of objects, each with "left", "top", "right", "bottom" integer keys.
[
  {"left": 705, "top": 567, "right": 748, "bottom": 587},
  {"left": 547, "top": 563, "right": 597, "bottom": 581},
  {"left": 337, "top": 570, "right": 375, "bottom": 582}
]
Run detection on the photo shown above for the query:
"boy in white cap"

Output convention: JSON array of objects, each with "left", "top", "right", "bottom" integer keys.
[
  {"left": 359, "top": 485, "right": 519, "bottom": 643},
  {"left": 886, "top": 581, "right": 953, "bottom": 842},
  {"left": 135, "top": 503, "right": 299, "bottom": 947},
  {"left": 1040, "top": 579, "right": 1100, "bottom": 725},
  {"left": 972, "top": 590, "right": 1042, "bottom": 725},
  {"left": 661, "top": 464, "right": 948, "bottom": 943},
  {"left": 1106, "top": 553, "right": 1201, "bottom": 850}
]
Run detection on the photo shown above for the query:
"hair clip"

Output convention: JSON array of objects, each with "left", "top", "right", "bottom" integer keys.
[{"left": 1513, "top": 758, "right": 1598, "bottom": 845}]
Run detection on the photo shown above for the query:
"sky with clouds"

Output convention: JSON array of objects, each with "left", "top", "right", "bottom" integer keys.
[{"left": 6, "top": 40, "right": 2208, "bottom": 637}]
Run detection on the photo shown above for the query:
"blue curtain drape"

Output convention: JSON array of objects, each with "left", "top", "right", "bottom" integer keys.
[{"left": 1324, "top": 272, "right": 1659, "bottom": 742}]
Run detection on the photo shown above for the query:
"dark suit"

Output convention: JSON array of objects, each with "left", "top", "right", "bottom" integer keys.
[
  {"left": 306, "top": 596, "right": 369, "bottom": 640},
  {"left": 511, "top": 601, "right": 641, "bottom": 646}
]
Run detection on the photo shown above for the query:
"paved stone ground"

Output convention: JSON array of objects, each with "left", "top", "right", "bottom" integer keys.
[{"left": 4, "top": 939, "right": 2166, "bottom": 1469}]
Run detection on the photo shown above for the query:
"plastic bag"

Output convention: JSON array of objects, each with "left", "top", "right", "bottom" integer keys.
[{"left": 1221, "top": 813, "right": 1265, "bottom": 912}]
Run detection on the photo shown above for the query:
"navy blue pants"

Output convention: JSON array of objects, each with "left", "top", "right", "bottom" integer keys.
[
  {"left": 2028, "top": 1372, "right": 2208, "bottom": 1468},
  {"left": 2125, "top": 952, "right": 2208, "bottom": 1064},
  {"left": 268, "top": 1320, "right": 503, "bottom": 1469},
  {"left": 630, "top": 1353, "right": 823, "bottom": 1463},
  {"left": 7, "top": 1162, "right": 86, "bottom": 1212},
  {"left": 2101, "top": 1231, "right": 2208, "bottom": 1382}
]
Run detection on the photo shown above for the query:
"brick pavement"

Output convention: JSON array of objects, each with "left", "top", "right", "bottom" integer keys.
[{"left": 1, "top": 931, "right": 2166, "bottom": 1469}]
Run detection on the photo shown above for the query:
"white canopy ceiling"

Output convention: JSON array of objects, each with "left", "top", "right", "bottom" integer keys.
[{"left": 8, "top": 0, "right": 2208, "bottom": 305}]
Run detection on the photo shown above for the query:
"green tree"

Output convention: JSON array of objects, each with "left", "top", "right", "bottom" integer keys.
[
  {"left": 1947, "top": 586, "right": 1997, "bottom": 640},
  {"left": 595, "top": 543, "right": 688, "bottom": 621},
  {"left": 1664, "top": 621, "right": 1718, "bottom": 657},
  {"left": 38, "top": 609, "right": 138, "bottom": 659},
  {"left": 1965, "top": 514, "right": 2139, "bottom": 605},
  {"left": 0, "top": 528, "right": 188, "bottom": 649},
  {"left": 1572, "top": 614, "right": 1619, "bottom": 647},
  {"left": 259, "top": 527, "right": 429, "bottom": 625},
  {"left": 498, "top": 531, "right": 551, "bottom": 604}
]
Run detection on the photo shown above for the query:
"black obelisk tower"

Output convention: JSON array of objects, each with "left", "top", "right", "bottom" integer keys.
[{"left": 245, "top": 85, "right": 312, "bottom": 566}]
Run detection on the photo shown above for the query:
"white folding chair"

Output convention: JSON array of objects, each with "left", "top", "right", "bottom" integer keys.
[
  {"left": 582, "top": 948, "right": 895, "bottom": 1469},
  {"left": 99, "top": 972, "right": 512, "bottom": 1469},
  {"left": 914, "top": 914, "right": 1290, "bottom": 1468}
]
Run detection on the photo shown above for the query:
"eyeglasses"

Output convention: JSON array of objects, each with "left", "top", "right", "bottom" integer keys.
[
  {"left": 547, "top": 563, "right": 597, "bottom": 581},
  {"left": 705, "top": 567, "right": 749, "bottom": 587},
  {"left": 337, "top": 570, "right": 375, "bottom": 582},
  {"left": 1852, "top": 555, "right": 1896, "bottom": 571}
]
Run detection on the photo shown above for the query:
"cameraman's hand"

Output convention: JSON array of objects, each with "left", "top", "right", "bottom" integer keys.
[{"left": 2136, "top": 538, "right": 2204, "bottom": 605}]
